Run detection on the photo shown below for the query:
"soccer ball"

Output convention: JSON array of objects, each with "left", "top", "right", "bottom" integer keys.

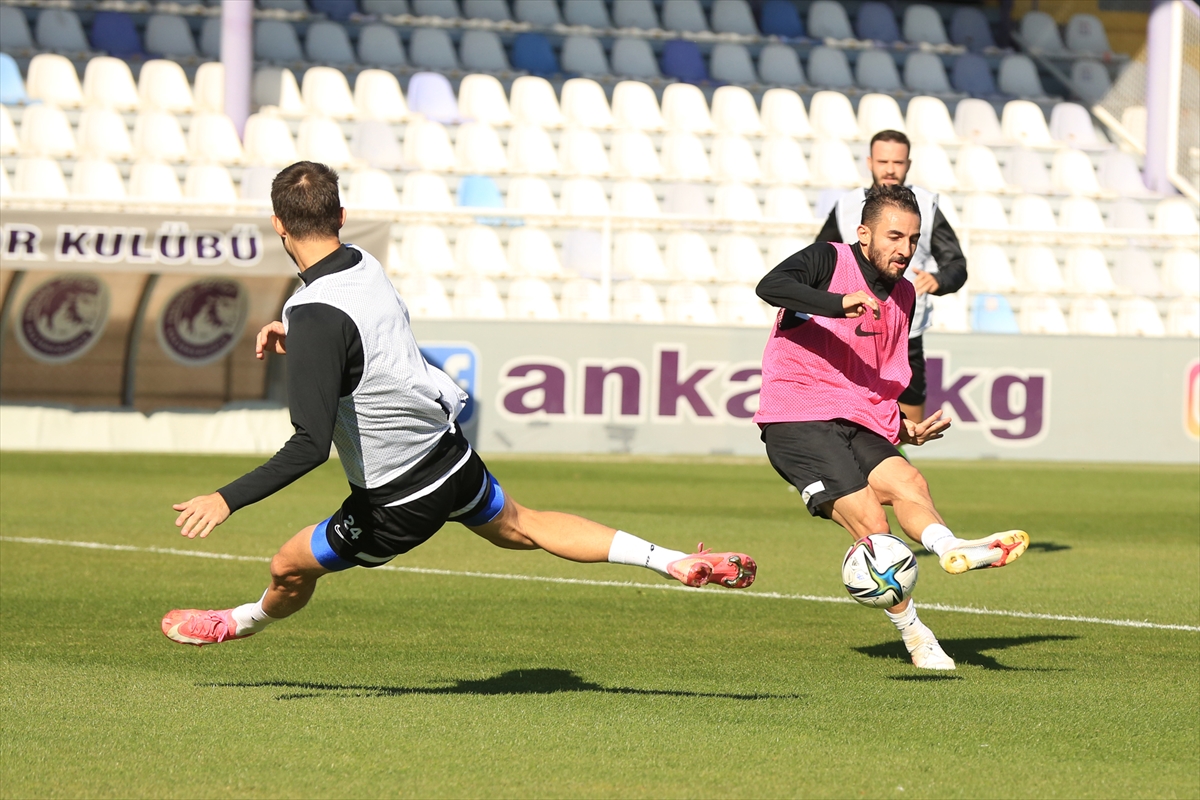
[{"left": 841, "top": 534, "right": 918, "bottom": 608}]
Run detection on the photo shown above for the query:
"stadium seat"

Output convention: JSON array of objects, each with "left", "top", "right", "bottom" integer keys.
[
  {"left": 610, "top": 39, "right": 662, "bottom": 79},
  {"left": 612, "top": 81, "right": 666, "bottom": 131},
  {"left": 903, "top": 5, "right": 949, "bottom": 45},
  {"left": 36, "top": 8, "right": 90, "bottom": 53},
  {"left": 559, "top": 128, "right": 611, "bottom": 177},
  {"left": 355, "top": 70, "right": 408, "bottom": 122},
  {"left": 764, "top": 186, "right": 815, "bottom": 224},
  {"left": 560, "top": 280, "right": 610, "bottom": 322},
  {"left": 564, "top": 0, "right": 611, "bottom": 28},
  {"left": 807, "top": 47, "right": 855, "bottom": 90},
  {"left": 128, "top": 161, "right": 182, "bottom": 200},
  {"left": 809, "top": 91, "right": 860, "bottom": 140},
  {"left": 610, "top": 131, "right": 663, "bottom": 178},
  {"left": 455, "top": 121, "right": 508, "bottom": 173},
  {"left": 716, "top": 235, "right": 767, "bottom": 284},
  {"left": 759, "top": 44, "right": 807, "bottom": 86},
  {"left": 297, "top": 116, "right": 354, "bottom": 167},
  {"left": 457, "top": 74, "right": 509, "bottom": 127},
  {"left": 463, "top": 0, "right": 509, "bottom": 20},
  {"left": 662, "top": 231, "right": 715, "bottom": 281},
  {"left": 456, "top": 227, "right": 511, "bottom": 277},
  {"left": 508, "top": 125, "right": 560, "bottom": 174},
  {"left": 906, "top": 143, "right": 958, "bottom": 192},
  {"left": 0, "top": 107, "right": 17, "bottom": 156},
  {"left": 1010, "top": 194, "right": 1057, "bottom": 231},
  {"left": 998, "top": 55, "right": 1047, "bottom": 98},
  {"left": 200, "top": 17, "right": 221, "bottom": 59},
  {"left": 939, "top": 198, "right": 962, "bottom": 227},
  {"left": 399, "top": 225, "right": 456, "bottom": 276},
  {"left": 903, "top": 52, "right": 952, "bottom": 94},
  {"left": 507, "top": 278, "right": 561, "bottom": 320},
  {"left": 559, "top": 178, "right": 610, "bottom": 215},
  {"left": 1004, "top": 147, "right": 1053, "bottom": 194},
  {"left": 662, "top": 182, "right": 711, "bottom": 216},
  {"left": 1154, "top": 198, "right": 1200, "bottom": 236},
  {"left": 611, "top": 180, "right": 660, "bottom": 216},
  {"left": 710, "top": 44, "right": 758, "bottom": 85},
  {"left": 858, "top": 93, "right": 907, "bottom": 138},
  {"left": 950, "top": 53, "right": 997, "bottom": 97},
  {"left": 1107, "top": 197, "right": 1151, "bottom": 230},
  {"left": 239, "top": 166, "right": 276, "bottom": 202},
  {"left": 955, "top": 144, "right": 1007, "bottom": 192},
  {"left": 188, "top": 112, "right": 245, "bottom": 163},
  {"left": 1046, "top": 103, "right": 1099, "bottom": 150},
  {"left": 414, "top": 0, "right": 461, "bottom": 19},
  {"left": 511, "top": 33, "right": 560, "bottom": 77},
  {"left": 407, "top": 72, "right": 461, "bottom": 124},
  {"left": 960, "top": 193, "right": 1007, "bottom": 229},
  {"left": 954, "top": 98, "right": 1006, "bottom": 145},
  {"left": 399, "top": 275, "right": 453, "bottom": 319},
  {"left": 808, "top": 138, "right": 862, "bottom": 187},
  {"left": 313, "top": 0, "right": 359, "bottom": 21},
  {"left": 184, "top": 164, "right": 237, "bottom": 202},
  {"left": 1059, "top": 197, "right": 1106, "bottom": 232},
  {"left": 255, "top": 20, "right": 304, "bottom": 62},
  {"left": 18, "top": 105, "right": 75, "bottom": 158},
  {"left": 761, "top": 0, "right": 804, "bottom": 37},
  {"left": 238, "top": 108, "right": 295, "bottom": 165},
  {"left": 305, "top": 21, "right": 355, "bottom": 64},
  {"left": 1166, "top": 299, "right": 1200, "bottom": 337},
  {"left": 1067, "top": 297, "right": 1116, "bottom": 335},
  {"left": 710, "top": 87, "right": 762, "bottom": 137},
  {"left": 1116, "top": 297, "right": 1165, "bottom": 337},
  {"left": 453, "top": 276, "right": 506, "bottom": 318},
  {"left": 301, "top": 67, "right": 356, "bottom": 119},
  {"left": 0, "top": 6, "right": 33, "bottom": 51},
  {"left": 613, "top": 281, "right": 665, "bottom": 323},
  {"left": 77, "top": 108, "right": 133, "bottom": 161},
  {"left": 1112, "top": 249, "right": 1164, "bottom": 297},
  {"left": 1001, "top": 100, "right": 1053, "bottom": 147},
  {"left": 561, "top": 36, "right": 611, "bottom": 76},
  {"left": 856, "top": 1, "right": 901, "bottom": 42},
  {"left": 403, "top": 117, "right": 457, "bottom": 172},
  {"left": 12, "top": 157, "right": 68, "bottom": 198},
  {"left": 716, "top": 285, "right": 770, "bottom": 326},
  {"left": 508, "top": 228, "right": 564, "bottom": 278},
  {"left": 662, "top": 133, "right": 712, "bottom": 181},
  {"left": 808, "top": 0, "right": 854, "bottom": 40},
  {"left": 666, "top": 283, "right": 717, "bottom": 324},
  {"left": 1096, "top": 151, "right": 1150, "bottom": 197},
  {"left": 350, "top": 120, "right": 404, "bottom": 170},
  {"left": 403, "top": 172, "right": 454, "bottom": 210},
  {"left": 1065, "top": 13, "right": 1112, "bottom": 55},
  {"left": 193, "top": 62, "right": 224, "bottom": 113},
  {"left": 511, "top": 76, "right": 564, "bottom": 128},
  {"left": 562, "top": 79, "right": 614, "bottom": 129},
  {"left": 1064, "top": 247, "right": 1116, "bottom": 294},
  {"left": 1162, "top": 249, "right": 1200, "bottom": 298},
  {"left": 660, "top": 40, "right": 709, "bottom": 83},
  {"left": 928, "top": 292, "right": 970, "bottom": 333},
  {"left": 760, "top": 137, "right": 810, "bottom": 185},
  {"left": 137, "top": 61, "right": 194, "bottom": 114},
  {"left": 261, "top": 0, "right": 308, "bottom": 12},
  {"left": 762, "top": 89, "right": 812, "bottom": 138},
  {"left": 1071, "top": 60, "right": 1112, "bottom": 106},
  {"left": 905, "top": 96, "right": 957, "bottom": 145},
  {"left": 144, "top": 14, "right": 197, "bottom": 58},
  {"left": 969, "top": 244, "right": 1016, "bottom": 291},
  {"left": 950, "top": 7, "right": 994, "bottom": 52},
  {"left": 70, "top": 158, "right": 125, "bottom": 199},
  {"left": 856, "top": 50, "right": 903, "bottom": 93},
  {"left": 1015, "top": 246, "right": 1065, "bottom": 293},
  {"left": 613, "top": 0, "right": 660, "bottom": 30},
  {"left": 664, "top": 0, "right": 710, "bottom": 32},
  {"left": 81, "top": 57, "right": 140, "bottom": 111},
  {"left": 254, "top": 67, "right": 306, "bottom": 116},
  {"left": 358, "top": 24, "right": 407, "bottom": 66},
  {"left": 515, "top": 0, "right": 561, "bottom": 25},
  {"left": 0, "top": 54, "right": 28, "bottom": 105},
  {"left": 767, "top": 237, "right": 808, "bottom": 266},
  {"left": 662, "top": 83, "right": 714, "bottom": 134},
  {"left": 456, "top": 174, "right": 504, "bottom": 213},
  {"left": 712, "top": 0, "right": 757, "bottom": 35},
  {"left": 971, "top": 294, "right": 1020, "bottom": 333},
  {"left": 1120, "top": 105, "right": 1147, "bottom": 151},
  {"left": 1020, "top": 11, "right": 1067, "bottom": 54},
  {"left": 409, "top": 28, "right": 459, "bottom": 71},
  {"left": 714, "top": 183, "right": 763, "bottom": 222},
  {"left": 346, "top": 168, "right": 401, "bottom": 210},
  {"left": 1051, "top": 149, "right": 1101, "bottom": 196},
  {"left": 614, "top": 233, "right": 669, "bottom": 280}
]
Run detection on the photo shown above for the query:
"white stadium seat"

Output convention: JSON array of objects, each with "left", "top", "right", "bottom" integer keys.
[
  {"left": 510, "top": 76, "right": 564, "bottom": 128},
  {"left": 1166, "top": 299, "right": 1200, "bottom": 337},
  {"left": 1051, "top": 148, "right": 1102, "bottom": 196},
  {"left": 809, "top": 91, "right": 860, "bottom": 141},
  {"left": 665, "top": 283, "right": 717, "bottom": 324},
  {"left": 346, "top": 168, "right": 400, "bottom": 210},
  {"left": 402, "top": 172, "right": 453, "bottom": 210},
  {"left": 928, "top": 292, "right": 970, "bottom": 333},
  {"left": 1116, "top": 297, "right": 1165, "bottom": 337},
  {"left": 301, "top": 67, "right": 357, "bottom": 119},
  {"left": 398, "top": 275, "right": 453, "bottom": 319},
  {"left": 763, "top": 186, "right": 814, "bottom": 223},
  {"left": 610, "top": 131, "right": 663, "bottom": 179},
  {"left": 508, "top": 125, "right": 560, "bottom": 175},
  {"left": 1063, "top": 248, "right": 1116, "bottom": 295},
  {"left": 1162, "top": 249, "right": 1200, "bottom": 298},
  {"left": 1155, "top": 198, "right": 1200, "bottom": 235},
  {"left": 1068, "top": 297, "right": 1116, "bottom": 335},
  {"left": 760, "top": 137, "right": 810, "bottom": 185},
  {"left": 954, "top": 99, "right": 1007, "bottom": 146},
  {"left": 453, "top": 276, "right": 506, "bottom": 319},
  {"left": 242, "top": 110, "right": 297, "bottom": 166},
  {"left": 713, "top": 183, "right": 763, "bottom": 221},
  {"left": 661, "top": 83, "right": 714, "bottom": 134},
  {"left": 717, "top": 285, "right": 771, "bottom": 326},
  {"left": 761, "top": 89, "right": 812, "bottom": 139},
  {"left": 455, "top": 122, "right": 508, "bottom": 173},
  {"left": 559, "top": 178, "right": 610, "bottom": 216},
  {"left": 355, "top": 69, "right": 408, "bottom": 122},
  {"left": 1010, "top": 195, "right": 1058, "bottom": 231},
  {"left": 968, "top": 244, "right": 1017, "bottom": 292},
  {"left": 82, "top": 57, "right": 140, "bottom": 111},
  {"left": 711, "top": 86, "right": 763, "bottom": 136},
  {"left": 0, "top": 107, "right": 17, "bottom": 157},
  {"left": 767, "top": 237, "right": 808, "bottom": 267},
  {"left": 559, "top": 128, "right": 612, "bottom": 177},
  {"left": 193, "top": 62, "right": 225, "bottom": 114},
  {"left": 1058, "top": 197, "right": 1106, "bottom": 232},
  {"left": 403, "top": 117, "right": 457, "bottom": 172},
  {"left": 955, "top": 145, "right": 1008, "bottom": 192},
  {"left": 184, "top": 164, "right": 238, "bottom": 202},
  {"left": 611, "top": 81, "right": 665, "bottom": 132},
  {"left": 71, "top": 158, "right": 126, "bottom": 199},
  {"left": 961, "top": 193, "right": 1009, "bottom": 229},
  {"left": 506, "top": 176, "right": 558, "bottom": 214},
  {"left": 857, "top": 94, "right": 907, "bottom": 139},
  {"left": 25, "top": 53, "right": 83, "bottom": 108},
  {"left": 506, "top": 278, "right": 561, "bottom": 320},
  {"left": 400, "top": 225, "right": 456, "bottom": 276},
  {"left": 711, "top": 135, "right": 762, "bottom": 183},
  {"left": 77, "top": 108, "right": 133, "bottom": 161},
  {"left": 138, "top": 60, "right": 194, "bottom": 113},
  {"left": 614, "top": 233, "right": 669, "bottom": 281},
  {"left": 13, "top": 157, "right": 69, "bottom": 198},
  {"left": 906, "top": 143, "right": 958, "bottom": 193},
  {"left": 906, "top": 96, "right": 958, "bottom": 146},
  {"left": 1015, "top": 246, "right": 1065, "bottom": 293},
  {"left": 457, "top": 74, "right": 510, "bottom": 127},
  {"left": 561, "top": 78, "right": 614, "bottom": 129},
  {"left": 1019, "top": 295, "right": 1068, "bottom": 334},
  {"left": 560, "top": 280, "right": 610, "bottom": 321},
  {"left": 665, "top": 232, "right": 719, "bottom": 282},
  {"left": 808, "top": 138, "right": 862, "bottom": 187},
  {"left": 456, "top": 226, "right": 511, "bottom": 277},
  {"left": 611, "top": 180, "right": 661, "bottom": 216},
  {"left": 19, "top": 104, "right": 75, "bottom": 158},
  {"left": 716, "top": 235, "right": 767, "bottom": 284},
  {"left": 350, "top": 120, "right": 403, "bottom": 170},
  {"left": 613, "top": 281, "right": 665, "bottom": 323},
  {"left": 1001, "top": 100, "right": 1053, "bottom": 147},
  {"left": 128, "top": 161, "right": 182, "bottom": 200},
  {"left": 508, "top": 228, "right": 564, "bottom": 278}
]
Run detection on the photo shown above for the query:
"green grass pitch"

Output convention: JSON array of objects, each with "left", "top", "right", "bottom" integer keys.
[{"left": 1, "top": 452, "right": 1197, "bottom": 799}]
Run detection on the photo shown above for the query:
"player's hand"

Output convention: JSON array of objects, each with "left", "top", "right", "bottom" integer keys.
[
  {"left": 842, "top": 290, "right": 880, "bottom": 319},
  {"left": 173, "top": 493, "right": 231, "bottom": 539},
  {"left": 255, "top": 321, "right": 286, "bottom": 360},
  {"left": 910, "top": 269, "right": 940, "bottom": 296},
  {"left": 899, "top": 409, "right": 952, "bottom": 446}
]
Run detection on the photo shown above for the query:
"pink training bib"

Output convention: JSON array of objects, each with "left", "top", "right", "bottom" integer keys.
[{"left": 754, "top": 243, "right": 914, "bottom": 443}]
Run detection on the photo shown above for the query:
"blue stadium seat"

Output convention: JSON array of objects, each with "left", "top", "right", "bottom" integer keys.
[
  {"left": 760, "top": 0, "right": 804, "bottom": 38},
  {"left": 90, "top": 11, "right": 145, "bottom": 57},
  {"left": 457, "top": 174, "right": 506, "bottom": 224},
  {"left": 660, "top": 39, "right": 709, "bottom": 83},
  {"left": 971, "top": 294, "right": 1020, "bottom": 333},
  {"left": 951, "top": 53, "right": 997, "bottom": 96},
  {"left": 312, "top": 0, "right": 359, "bottom": 21},
  {"left": 0, "top": 53, "right": 29, "bottom": 104},
  {"left": 406, "top": 71, "right": 461, "bottom": 123},
  {"left": 950, "top": 7, "right": 995, "bottom": 53},
  {"left": 855, "top": 1, "right": 901, "bottom": 43},
  {"left": 511, "top": 32, "right": 559, "bottom": 76}
]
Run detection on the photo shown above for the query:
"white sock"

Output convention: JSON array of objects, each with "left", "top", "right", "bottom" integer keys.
[
  {"left": 920, "top": 523, "right": 962, "bottom": 558},
  {"left": 230, "top": 590, "right": 277, "bottom": 635},
  {"left": 885, "top": 601, "right": 936, "bottom": 651},
  {"left": 607, "top": 530, "right": 687, "bottom": 578}
]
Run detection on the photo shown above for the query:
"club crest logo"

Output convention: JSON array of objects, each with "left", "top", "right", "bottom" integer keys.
[
  {"left": 157, "top": 278, "right": 249, "bottom": 366},
  {"left": 14, "top": 274, "right": 110, "bottom": 363}
]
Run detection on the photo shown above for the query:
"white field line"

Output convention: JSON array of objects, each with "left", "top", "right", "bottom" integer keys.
[{"left": 4, "top": 535, "right": 1199, "bottom": 633}]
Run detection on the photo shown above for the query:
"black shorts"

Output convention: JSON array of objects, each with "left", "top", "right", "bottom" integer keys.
[
  {"left": 310, "top": 449, "right": 507, "bottom": 570},
  {"left": 762, "top": 420, "right": 902, "bottom": 519},
  {"left": 898, "top": 334, "right": 925, "bottom": 406}
]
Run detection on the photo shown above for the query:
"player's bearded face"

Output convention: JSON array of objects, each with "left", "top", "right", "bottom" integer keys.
[{"left": 865, "top": 208, "right": 921, "bottom": 287}]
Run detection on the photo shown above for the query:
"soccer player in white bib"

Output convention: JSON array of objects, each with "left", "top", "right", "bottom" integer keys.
[{"left": 162, "top": 162, "right": 757, "bottom": 647}]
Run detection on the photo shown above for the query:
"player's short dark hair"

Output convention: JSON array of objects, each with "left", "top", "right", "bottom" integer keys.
[
  {"left": 869, "top": 129, "right": 911, "bottom": 157},
  {"left": 861, "top": 183, "right": 921, "bottom": 230},
  {"left": 271, "top": 161, "right": 342, "bottom": 240}
]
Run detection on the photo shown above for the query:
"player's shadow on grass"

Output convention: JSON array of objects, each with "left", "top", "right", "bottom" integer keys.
[
  {"left": 211, "top": 669, "right": 801, "bottom": 701},
  {"left": 854, "top": 635, "right": 1078, "bottom": 672}
]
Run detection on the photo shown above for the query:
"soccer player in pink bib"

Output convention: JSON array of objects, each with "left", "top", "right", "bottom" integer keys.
[{"left": 754, "top": 184, "right": 1029, "bottom": 671}]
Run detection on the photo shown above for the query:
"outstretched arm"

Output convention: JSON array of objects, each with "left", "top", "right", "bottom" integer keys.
[{"left": 756, "top": 242, "right": 849, "bottom": 322}]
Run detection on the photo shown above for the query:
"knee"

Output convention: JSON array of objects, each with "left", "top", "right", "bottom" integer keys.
[{"left": 270, "top": 552, "right": 311, "bottom": 589}]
